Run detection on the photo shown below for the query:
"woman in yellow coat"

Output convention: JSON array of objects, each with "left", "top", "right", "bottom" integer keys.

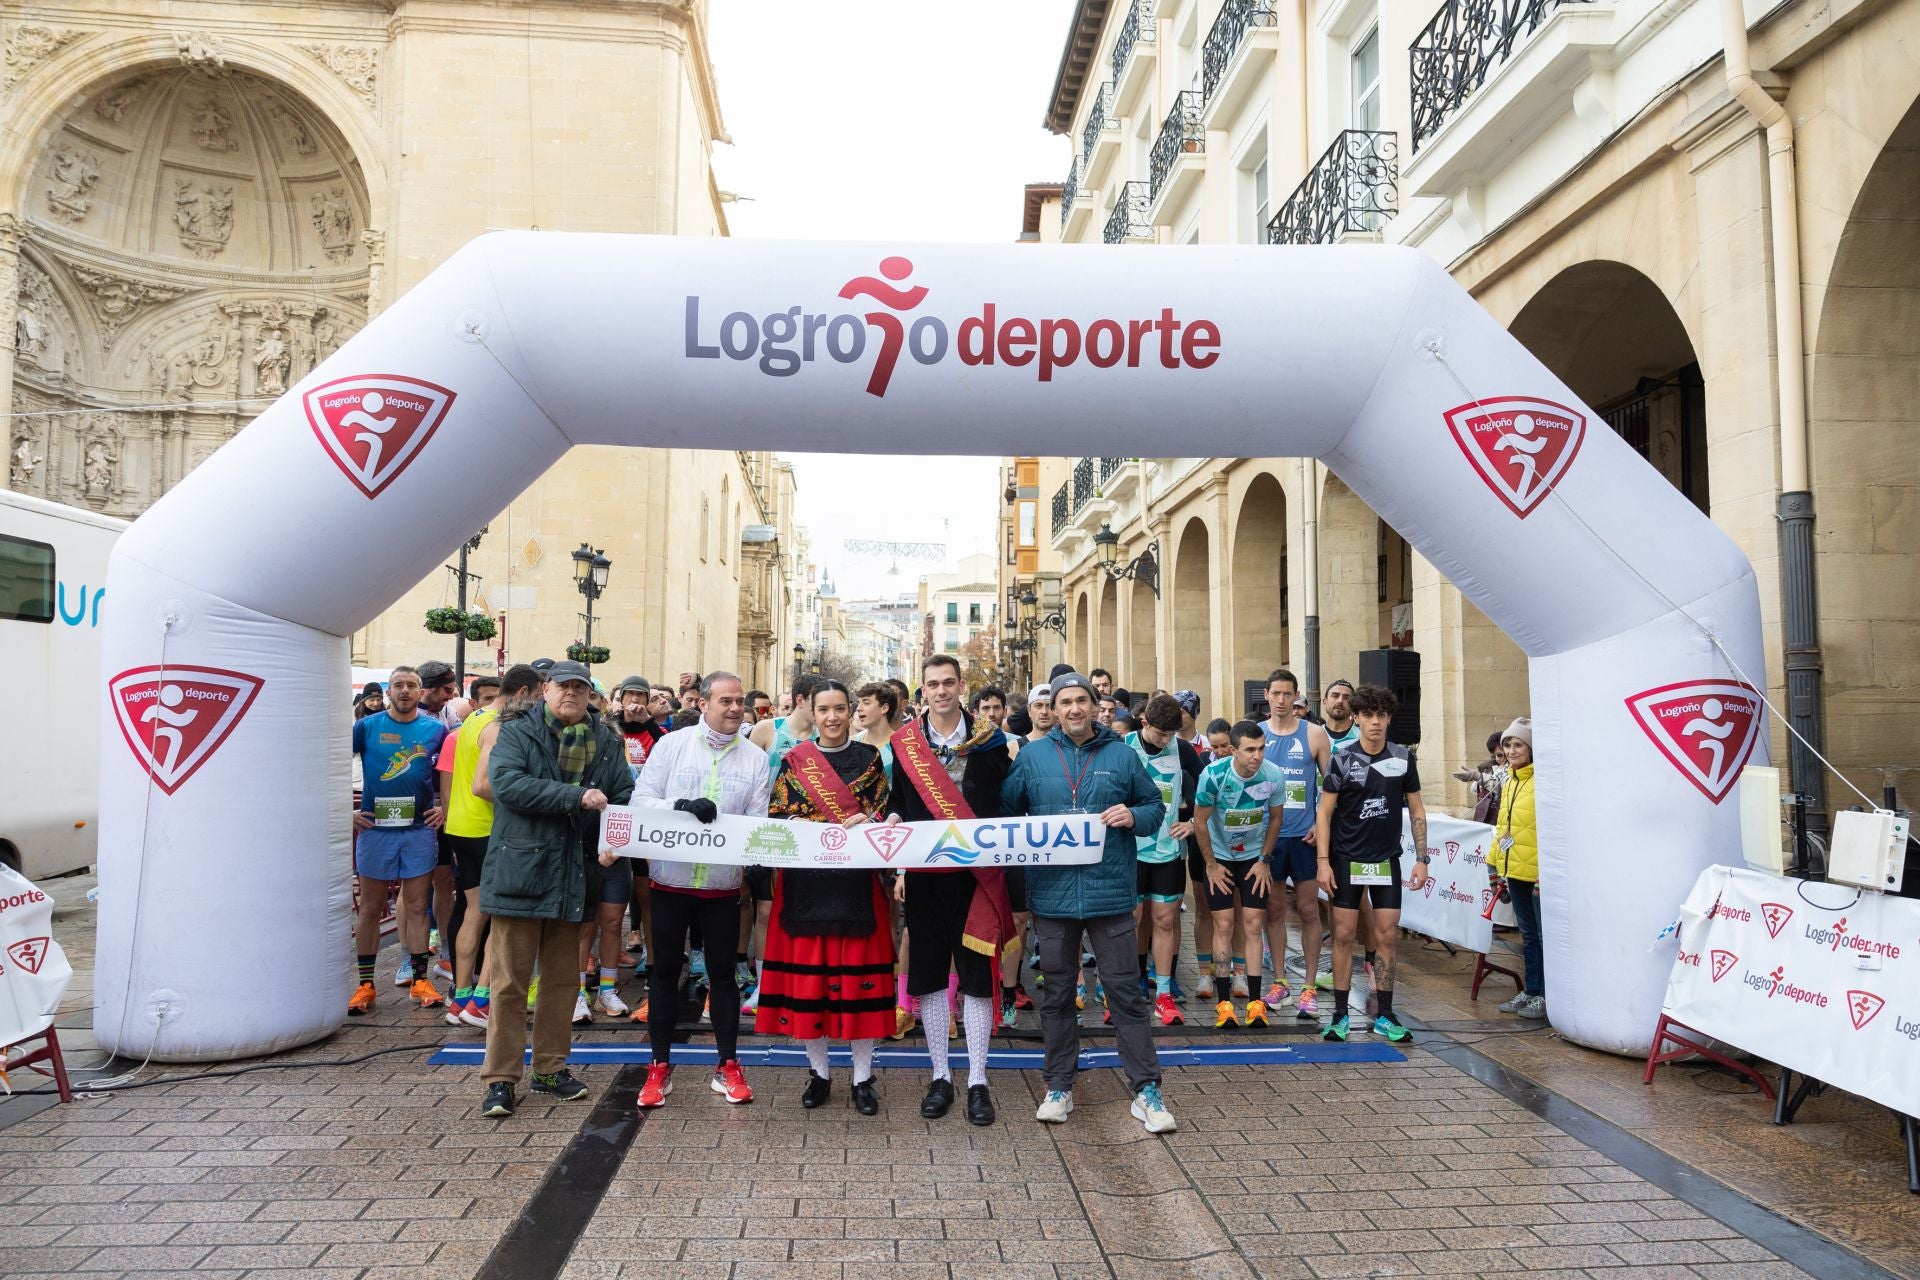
[{"left": 1491, "top": 718, "right": 1543, "bottom": 1019}]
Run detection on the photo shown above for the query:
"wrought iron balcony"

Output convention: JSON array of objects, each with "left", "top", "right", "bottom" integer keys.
[
  {"left": 1148, "top": 90, "right": 1204, "bottom": 204},
  {"left": 1098, "top": 456, "right": 1125, "bottom": 485},
  {"left": 1111, "top": 0, "right": 1156, "bottom": 88},
  {"left": 1052, "top": 481, "right": 1070, "bottom": 534},
  {"left": 1411, "top": 0, "right": 1594, "bottom": 152},
  {"left": 1061, "top": 157, "right": 1081, "bottom": 229},
  {"left": 1104, "top": 181, "right": 1153, "bottom": 244},
  {"left": 1202, "top": 0, "right": 1277, "bottom": 103},
  {"left": 1082, "top": 81, "right": 1116, "bottom": 172},
  {"left": 1072, "top": 456, "right": 1095, "bottom": 512},
  {"left": 1266, "top": 130, "right": 1398, "bottom": 245}
]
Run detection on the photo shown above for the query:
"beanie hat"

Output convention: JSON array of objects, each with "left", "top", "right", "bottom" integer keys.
[{"left": 1502, "top": 717, "right": 1533, "bottom": 748}]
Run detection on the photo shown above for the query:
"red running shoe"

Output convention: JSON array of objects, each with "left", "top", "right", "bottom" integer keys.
[
  {"left": 1154, "top": 992, "right": 1185, "bottom": 1026},
  {"left": 711, "top": 1058, "right": 754, "bottom": 1105},
  {"left": 637, "top": 1063, "right": 673, "bottom": 1109}
]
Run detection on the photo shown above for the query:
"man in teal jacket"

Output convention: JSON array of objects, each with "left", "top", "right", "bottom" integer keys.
[{"left": 1001, "top": 671, "right": 1176, "bottom": 1134}]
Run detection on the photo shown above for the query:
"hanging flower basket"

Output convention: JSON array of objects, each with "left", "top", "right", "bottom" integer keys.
[
  {"left": 424, "top": 607, "right": 466, "bottom": 635},
  {"left": 567, "top": 643, "right": 611, "bottom": 665},
  {"left": 463, "top": 614, "right": 498, "bottom": 642}
]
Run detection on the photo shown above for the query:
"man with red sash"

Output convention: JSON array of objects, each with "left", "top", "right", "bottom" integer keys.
[{"left": 889, "top": 653, "right": 1013, "bottom": 1127}]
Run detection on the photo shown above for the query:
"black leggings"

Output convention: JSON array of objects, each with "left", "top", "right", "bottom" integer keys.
[{"left": 647, "top": 888, "right": 741, "bottom": 1063}]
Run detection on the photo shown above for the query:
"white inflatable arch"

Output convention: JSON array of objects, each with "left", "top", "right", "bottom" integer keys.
[{"left": 96, "top": 235, "right": 1765, "bottom": 1061}]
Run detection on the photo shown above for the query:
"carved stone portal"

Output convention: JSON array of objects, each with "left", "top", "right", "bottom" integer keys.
[
  {"left": 46, "top": 145, "right": 101, "bottom": 224},
  {"left": 172, "top": 180, "right": 235, "bottom": 259},
  {"left": 186, "top": 92, "right": 239, "bottom": 151},
  {"left": 310, "top": 188, "right": 355, "bottom": 262}
]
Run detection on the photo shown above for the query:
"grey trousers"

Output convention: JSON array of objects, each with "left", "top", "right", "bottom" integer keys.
[{"left": 1032, "top": 911, "right": 1161, "bottom": 1095}]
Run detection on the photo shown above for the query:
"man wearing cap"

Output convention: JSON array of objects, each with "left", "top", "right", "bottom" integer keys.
[
  {"left": 1173, "top": 690, "right": 1204, "bottom": 754},
  {"left": 476, "top": 659, "right": 634, "bottom": 1119}
]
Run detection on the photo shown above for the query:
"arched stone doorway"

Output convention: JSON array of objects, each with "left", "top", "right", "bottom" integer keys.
[
  {"left": 1072, "top": 587, "right": 1091, "bottom": 673},
  {"left": 1096, "top": 574, "right": 1118, "bottom": 675},
  {"left": 1508, "top": 261, "right": 1709, "bottom": 514},
  {"left": 4, "top": 64, "right": 370, "bottom": 512},
  {"left": 1172, "top": 516, "right": 1211, "bottom": 698},
  {"left": 1231, "top": 470, "right": 1287, "bottom": 701}
]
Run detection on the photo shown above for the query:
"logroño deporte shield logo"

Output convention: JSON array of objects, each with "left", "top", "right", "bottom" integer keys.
[
  {"left": 1624, "top": 679, "right": 1763, "bottom": 805},
  {"left": 1445, "top": 396, "right": 1587, "bottom": 518},
  {"left": 303, "top": 374, "right": 457, "bottom": 499},
  {"left": 109, "top": 666, "right": 264, "bottom": 795}
]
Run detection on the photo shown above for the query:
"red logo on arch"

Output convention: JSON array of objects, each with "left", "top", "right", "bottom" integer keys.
[
  {"left": 1846, "top": 990, "right": 1885, "bottom": 1031},
  {"left": 303, "top": 374, "right": 456, "bottom": 499},
  {"left": 6, "top": 937, "right": 49, "bottom": 975},
  {"left": 1760, "top": 902, "right": 1793, "bottom": 939},
  {"left": 1710, "top": 950, "right": 1737, "bottom": 982},
  {"left": 109, "top": 666, "right": 263, "bottom": 795},
  {"left": 863, "top": 825, "right": 911, "bottom": 863},
  {"left": 1445, "top": 396, "right": 1586, "bottom": 518},
  {"left": 1625, "top": 680, "right": 1764, "bottom": 804}
]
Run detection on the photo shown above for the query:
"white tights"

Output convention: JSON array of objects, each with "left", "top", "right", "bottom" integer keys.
[
  {"left": 920, "top": 994, "right": 993, "bottom": 1087},
  {"left": 802, "top": 1037, "right": 877, "bottom": 1084}
]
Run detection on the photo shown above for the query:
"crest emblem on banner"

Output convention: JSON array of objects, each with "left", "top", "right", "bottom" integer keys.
[
  {"left": 1444, "top": 396, "right": 1586, "bottom": 518},
  {"left": 109, "top": 666, "right": 263, "bottom": 795},
  {"left": 1624, "top": 680, "right": 1764, "bottom": 804},
  {"left": 303, "top": 374, "right": 457, "bottom": 499},
  {"left": 1760, "top": 902, "right": 1793, "bottom": 938},
  {"left": 1445, "top": 840, "right": 1459, "bottom": 864},
  {"left": 1709, "top": 950, "right": 1737, "bottom": 983},
  {"left": 5, "top": 937, "right": 49, "bottom": 975},
  {"left": 603, "top": 812, "right": 632, "bottom": 849},
  {"left": 819, "top": 827, "right": 848, "bottom": 852},
  {"left": 1846, "top": 990, "right": 1886, "bottom": 1030},
  {"left": 862, "top": 824, "right": 910, "bottom": 862}
]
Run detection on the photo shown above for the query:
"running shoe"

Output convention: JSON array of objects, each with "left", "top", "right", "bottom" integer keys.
[
  {"left": 1169, "top": 974, "right": 1187, "bottom": 1002},
  {"left": 1372, "top": 1014, "right": 1412, "bottom": 1043},
  {"left": 1231, "top": 973, "right": 1249, "bottom": 999},
  {"left": 1102, "top": 1004, "right": 1113, "bottom": 1026},
  {"left": 712, "top": 1058, "right": 754, "bottom": 1104},
  {"left": 429, "top": 927, "right": 442, "bottom": 953},
  {"left": 734, "top": 963, "right": 754, "bottom": 992},
  {"left": 1294, "top": 989, "right": 1319, "bottom": 1021},
  {"left": 1498, "top": 992, "right": 1530, "bottom": 1014},
  {"left": 739, "top": 986, "right": 760, "bottom": 1015},
  {"left": 700, "top": 995, "right": 711, "bottom": 1024},
  {"left": 1514, "top": 995, "right": 1547, "bottom": 1020},
  {"left": 1214, "top": 1000, "right": 1238, "bottom": 1029},
  {"left": 481, "top": 1083, "right": 514, "bottom": 1118},
  {"left": 1138, "top": 972, "right": 1151, "bottom": 998},
  {"left": 409, "top": 979, "right": 446, "bottom": 1009},
  {"left": 347, "top": 980, "right": 376, "bottom": 1016},
  {"left": 628, "top": 999, "right": 650, "bottom": 1024},
  {"left": 1245, "top": 999, "right": 1269, "bottom": 1028},
  {"left": 1130, "top": 1083, "right": 1177, "bottom": 1134},
  {"left": 1154, "top": 993, "right": 1184, "bottom": 1026},
  {"left": 444, "top": 999, "right": 467, "bottom": 1027},
  {"left": 527, "top": 976, "right": 540, "bottom": 1005},
  {"left": 532, "top": 1069, "right": 589, "bottom": 1101},
  {"left": 637, "top": 1063, "right": 672, "bottom": 1108},
  {"left": 596, "top": 988, "right": 630, "bottom": 1018},
  {"left": 1195, "top": 972, "right": 1216, "bottom": 1001},
  {"left": 1322, "top": 1014, "right": 1350, "bottom": 1042},
  {"left": 1315, "top": 970, "right": 1334, "bottom": 990},
  {"left": 891, "top": 1006, "right": 913, "bottom": 1040},
  {"left": 459, "top": 1001, "right": 490, "bottom": 1029},
  {"left": 1264, "top": 980, "right": 1291, "bottom": 1008},
  {"left": 1034, "top": 1090, "right": 1074, "bottom": 1124},
  {"left": 1013, "top": 984, "right": 1034, "bottom": 1011},
  {"left": 1091, "top": 979, "right": 1106, "bottom": 1006},
  {"left": 431, "top": 960, "right": 455, "bottom": 983},
  {"left": 573, "top": 989, "right": 594, "bottom": 1026},
  {"left": 394, "top": 956, "right": 415, "bottom": 987},
  {"left": 1075, "top": 980, "right": 1086, "bottom": 1011},
  {"left": 1000, "top": 997, "right": 1017, "bottom": 1027}
]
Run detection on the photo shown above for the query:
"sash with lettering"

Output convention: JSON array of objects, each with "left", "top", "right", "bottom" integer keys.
[
  {"left": 890, "top": 718, "right": 1017, "bottom": 974},
  {"left": 783, "top": 740, "right": 864, "bottom": 823}
]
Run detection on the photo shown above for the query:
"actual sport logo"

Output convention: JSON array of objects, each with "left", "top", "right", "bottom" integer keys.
[
  {"left": 927, "top": 823, "right": 980, "bottom": 865},
  {"left": 1760, "top": 902, "right": 1793, "bottom": 939},
  {"left": 5, "top": 936, "right": 49, "bottom": 975},
  {"left": 109, "top": 666, "right": 263, "bottom": 795},
  {"left": 1444, "top": 396, "right": 1586, "bottom": 518},
  {"left": 303, "top": 374, "right": 457, "bottom": 499},
  {"left": 1710, "top": 950, "right": 1737, "bottom": 983},
  {"left": 1846, "top": 990, "right": 1885, "bottom": 1031},
  {"left": 1624, "top": 680, "right": 1764, "bottom": 804},
  {"left": 863, "top": 824, "right": 910, "bottom": 863}
]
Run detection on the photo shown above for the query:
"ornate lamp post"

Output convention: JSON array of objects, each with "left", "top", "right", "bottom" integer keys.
[
  {"left": 572, "top": 542, "right": 612, "bottom": 670},
  {"left": 1092, "top": 523, "right": 1160, "bottom": 597},
  {"left": 792, "top": 641, "right": 805, "bottom": 690}
]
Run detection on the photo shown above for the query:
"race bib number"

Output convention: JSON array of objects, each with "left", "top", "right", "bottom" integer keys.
[
  {"left": 1283, "top": 779, "right": 1308, "bottom": 810},
  {"left": 1349, "top": 859, "right": 1391, "bottom": 885},
  {"left": 373, "top": 795, "right": 416, "bottom": 828},
  {"left": 1223, "top": 808, "right": 1261, "bottom": 830}
]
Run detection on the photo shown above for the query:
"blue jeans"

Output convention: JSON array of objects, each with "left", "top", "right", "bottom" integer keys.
[{"left": 1507, "top": 878, "right": 1544, "bottom": 997}]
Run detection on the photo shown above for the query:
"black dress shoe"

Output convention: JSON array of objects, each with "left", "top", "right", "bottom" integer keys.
[
  {"left": 800, "top": 1071, "right": 831, "bottom": 1109},
  {"left": 920, "top": 1078, "right": 955, "bottom": 1119},
  {"left": 850, "top": 1078, "right": 880, "bottom": 1116},
  {"left": 966, "top": 1084, "right": 996, "bottom": 1127}
]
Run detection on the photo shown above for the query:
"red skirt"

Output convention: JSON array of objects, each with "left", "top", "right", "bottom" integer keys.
[{"left": 753, "top": 873, "right": 897, "bottom": 1041}]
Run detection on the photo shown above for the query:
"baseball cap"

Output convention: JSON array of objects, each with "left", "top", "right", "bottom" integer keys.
[
  {"left": 1026, "top": 683, "right": 1052, "bottom": 704},
  {"left": 416, "top": 660, "right": 456, "bottom": 689},
  {"left": 1173, "top": 689, "right": 1200, "bottom": 716},
  {"left": 530, "top": 657, "right": 557, "bottom": 675},
  {"left": 546, "top": 659, "right": 593, "bottom": 686}
]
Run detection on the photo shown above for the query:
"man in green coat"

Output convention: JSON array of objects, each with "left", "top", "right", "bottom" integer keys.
[{"left": 478, "top": 660, "right": 634, "bottom": 1118}]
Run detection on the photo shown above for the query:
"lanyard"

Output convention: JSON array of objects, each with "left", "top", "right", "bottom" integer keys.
[
  {"left": 1053, "top": 739, "right": 1097, "bottom": 810},
  {"left": 1501, "top": 775, "right": 1531, "bottom": 840}
]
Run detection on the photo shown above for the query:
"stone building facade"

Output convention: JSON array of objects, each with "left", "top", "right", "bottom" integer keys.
[{"left": 0, "top": 1, "right": 795, "bottom": 686}]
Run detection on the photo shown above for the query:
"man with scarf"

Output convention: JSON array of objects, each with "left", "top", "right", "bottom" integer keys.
[{"left": 888, "top": 653, "right": 1013, "bottom": 1127}]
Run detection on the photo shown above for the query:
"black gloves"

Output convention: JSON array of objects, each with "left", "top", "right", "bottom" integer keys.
[{"left": 674, "top": 797, "right": 719, "bottom": 824}]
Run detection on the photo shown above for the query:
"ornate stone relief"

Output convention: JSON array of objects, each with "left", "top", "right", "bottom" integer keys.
[
  {"left": 251, "top": 324, "right": 290, "bottom": 395},
  {"left": 267, "top": 101, "right": 317, "bottom": 155},
  {"left": 66, "top": 264, "right": 193, "bottom": 342},
  {"left": 16, "top": 260, "right": 58, "bottom": 371},
  {"left": 186, "top": 92, "right": 239, "bottom": 151},
  {"left": 93, "top": 77, "right": 152, "bottom": 123},
  {"left": 309, "top": 188, "right": 355, "bottom": 262},
  {"left": 173, "top": 30, "right": 227, "bottom": 72},
  {"left": 80, "top": 429, "right": 121, "bottom": 503},
  {"left": 10, "top": 429, "right": 43, "bottom": 490},
  {"left": 5, "top": 25, "right": 86, "bottom": 90},
  {"left": 46, "top": 145, "right": 101, "bottom": 223},
  {"left": 172, "top": 180, "right": 234, "bottom": 259},
  {"left": 297, "top": 44, "right": 378, "bottom": 108}
]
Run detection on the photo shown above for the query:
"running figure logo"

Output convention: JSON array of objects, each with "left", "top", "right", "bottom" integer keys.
[
  {"left": 5, "top": 937, "right": 49, "bottom": 975},
  {"left": 862, "top": 824, "right": 911, "bottom": 863},
  {"left": 1709, "top": 950, "right": 1737, "bottom": 983},
  {"left": 109, "top": 666, "right": 264, "bottom": 794},
  {"left": 1759, "top": 902, "right": 1793, "bottom": 938},
  {"left": 1624, "top": 679, "right": 1764, "bottom": 804},
  {"left": 1444, "top": 396, "right": 1587, "bottom": 518},
  {"left": 838, "top": 256, "right": 928, "bottom": 398},
  {"left": 303, "top": 374, "right": 457, "bottom": 499},
  {"left": 1846, "top": 989, "right": 1885, "bottom": 1030}
]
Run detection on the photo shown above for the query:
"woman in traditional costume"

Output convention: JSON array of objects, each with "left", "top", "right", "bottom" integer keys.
[{"left": 754, "top": 680, "right": 895, "bottom": 1114}]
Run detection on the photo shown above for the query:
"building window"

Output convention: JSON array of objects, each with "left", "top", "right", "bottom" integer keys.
[
  {"left": 1007, "top": 526, "right": 1017, "bottom": 565},
  {"left": 968, "top": 603, "right": 981, "bottom": 624},
  {"left": 0, "top": 534, "right": 54, "bottom": 623},
  {"left": 945, "top": 627, "right": 960, "bottom": 650},
  {"left": 946, "top": 602, "right": 959, "bottom": 623},
  {"left": 700, "top": 497, "right": 710, "bottom": 562},
  {"left": 1252, "top": 158, "right": 1270, "bottom": 243},
  {"left": 1017, "top": 499, "right": 1037, "bottom": 546},
  {"left": 1351, "top": 26, "right": 1380, "bottom": 132}
]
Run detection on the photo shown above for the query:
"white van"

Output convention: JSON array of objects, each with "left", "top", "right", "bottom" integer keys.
[{"left": 0, "top": 491, "right": 126, "bottom": 877}]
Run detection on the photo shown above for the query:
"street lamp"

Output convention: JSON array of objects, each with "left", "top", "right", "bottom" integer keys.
[
  {"left": 792, "top": 641, "right": 805, "bottom": 688},
  {"left": 1093, "top": 523, "right": 1160, "bottom": 597},
  {"left": 573, "top": 542, "right": 612, "bottom": 669}
]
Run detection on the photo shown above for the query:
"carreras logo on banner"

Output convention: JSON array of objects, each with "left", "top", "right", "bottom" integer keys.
[
  {"left": 684, "top": 256, "right": 1221, "bottom": 399},
  {"left": 1444, "top": 396, "right": 1586, "bottom": 518},
  {"left": 304, "top": 374, "right": 457, "bottom": 499},
  {"left": 109, "top": 665, "right": 263, "bottom": 795},
  {"left": 1624, "top": 680, "right": 1763, "bottom": 804}
]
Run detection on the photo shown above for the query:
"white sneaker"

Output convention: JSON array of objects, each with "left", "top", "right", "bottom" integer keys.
[
  {"left": 1130, "top": 1083, "right": 1177, "bottom": 1134},
  {"left": 1230, "top": 973, "right": 1249, "bottom": 999},
  {"left": 431, "top": 961, "right": 454, "bottom": 983},
  {"left": 1034, "top": 1090, "right": 1074, "bottom": 1124},
  {"left": 1497, "top": 992, "right": 1530, "bottom": 1014},
  {"left": 394, "top": 956, "right": 415, "bottom": 987},
  {"left": 595, "top": 988, "right": 629, "bottom": 1018},
  {"left": 1515, "top": 995, "right": 1548, "bottom": 1020},
  {"left": 572, "top": 989, "right": 594, "bottom": 1026},
  {"left": 740, "top": 987, "right": 760, "bottom": 1015}
]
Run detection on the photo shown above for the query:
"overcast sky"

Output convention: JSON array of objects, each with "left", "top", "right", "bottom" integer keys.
[{"left": 708, "top": 1, "right": 1076, "bottom": 599}]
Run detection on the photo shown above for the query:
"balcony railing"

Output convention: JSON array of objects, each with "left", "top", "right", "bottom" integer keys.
[
  {"left": 1148, "top": 90, "right": 1204, "bottom": 203},
  {"left": 1082, "top": 81, "right": 1116, "bottom": 171},
  {"left": 1098, "top": 456, "right": 1125, "bottom": 485},
  {"left": 1266, "top": 130, "right": 1399, "bottom": 244},
  {"left": 1410, "top": 0, "right": 1594, "bottom": 152},
  {"left": 1201, "top": 0, "right": 1277, "bottom": 103},
  {"left": 1104, "top": 180, "right": 1152, "bottom": 244},
  {"left": 1061, "top": 157, "right": 1081, "bottom": 229},
  {"left": 1072, "top": 456, "right": 1095, "bottom": 512},
  {"left": 1111, "top": 0, "right": 1156, "bottom": 87},
  {"left": 1052, "top": 482, "right": 1070, "bottom": 533}
]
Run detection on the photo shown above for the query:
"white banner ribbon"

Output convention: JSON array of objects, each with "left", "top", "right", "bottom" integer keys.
[
  {"left": 1394, "top": 813, "right": 1507, "bottom": 953},
  {"left": 599, "top": 806, "right": 1108, "bottom": 871}
]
